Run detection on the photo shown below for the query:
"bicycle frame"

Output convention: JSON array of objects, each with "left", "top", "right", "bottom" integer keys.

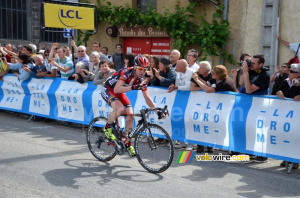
[{"left": 111, "top": 106, "right": 167, "bottom": 151}]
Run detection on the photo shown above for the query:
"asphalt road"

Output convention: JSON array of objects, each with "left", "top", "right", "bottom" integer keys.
[{"left": 0, "top": 110, "right": 299, "bottom": 198}]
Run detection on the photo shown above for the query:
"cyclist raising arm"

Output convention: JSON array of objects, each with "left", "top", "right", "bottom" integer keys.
[{"left": 101, "top": 55, "right": 155, "bottom": 156}]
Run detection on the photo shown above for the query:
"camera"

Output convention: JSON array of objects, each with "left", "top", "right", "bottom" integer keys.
[
  {"left": 240, "top": 59, "right": 252, "bottom": 67},
  {"left": 293, "top": 79, "right": 299, "bottom": 84},
  {"left": 246, "top": 59, "right": 251, "bottom": 67}
]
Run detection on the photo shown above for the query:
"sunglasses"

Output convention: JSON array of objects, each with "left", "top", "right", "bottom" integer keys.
[
  {"left": 78, "top": 50, "right": 84, "bottom": 53},
  {"left": 136, "top": 67, "right": 147, "bottom": 72},
  {"left": 44, "top": 54, "right": 49, "bottom": 56},
  {"left": 289, "top": 70, "right": 299, "bottom": 73}
]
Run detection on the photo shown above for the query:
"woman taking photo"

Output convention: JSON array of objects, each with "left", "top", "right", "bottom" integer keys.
[{"left": 149, "top": 57, "right": 176, "bottom": 87}]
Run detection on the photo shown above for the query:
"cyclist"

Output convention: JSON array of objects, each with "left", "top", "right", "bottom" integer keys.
[{"left": 101, "top": 55, "right": 156, "bottom": 156}]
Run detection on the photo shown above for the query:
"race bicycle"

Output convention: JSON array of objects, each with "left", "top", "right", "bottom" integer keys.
[{"left": 86, "top": 105, "right": 174, "bottom": 173}]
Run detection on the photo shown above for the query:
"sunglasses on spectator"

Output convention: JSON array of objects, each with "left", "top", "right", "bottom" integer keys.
[
  {"left": 289, "top": 70, "right": 299, "bottom": 73},
  {"left": 136, "top": 67, "right": 147, "bottom": 72},
  {"left": 44, "top": 54, "right": 49, "bottom": 56},
  {"left": 78, "top": 50, "right": 84, "bottom": 53}
]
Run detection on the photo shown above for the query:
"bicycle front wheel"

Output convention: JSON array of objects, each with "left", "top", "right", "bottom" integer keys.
[
  {"left": 135, "top": 124, "right": 174, "bottom": 173},
  {"left": 86, "top": 116, "right": 116, "bottom": 162}
]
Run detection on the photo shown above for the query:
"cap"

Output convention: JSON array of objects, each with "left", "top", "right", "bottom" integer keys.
[{"left": 290, "top": 63, "right": 300, "bottom": 73}]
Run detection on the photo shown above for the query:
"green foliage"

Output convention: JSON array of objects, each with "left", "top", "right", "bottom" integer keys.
[{"left": 82, "top": 0, "right": 232, "bottom": 62}]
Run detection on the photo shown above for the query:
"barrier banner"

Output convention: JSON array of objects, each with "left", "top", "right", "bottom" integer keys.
[
  {"left": 0, "top": 76, "right": 25, "bottom": 111},
  {"left": 185, "top": 92, "right": 236, "bottom": 149},
  {"left": 0, "top": 75, "right": 299, "bottom": 163}
]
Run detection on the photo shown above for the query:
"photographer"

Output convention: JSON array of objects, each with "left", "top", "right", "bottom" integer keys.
[
  {"left": 240, "top": 54, "right": 270, "bottom": 95},
  {"left": 231, "top": 53, "right": 251, "bottom": 90}
]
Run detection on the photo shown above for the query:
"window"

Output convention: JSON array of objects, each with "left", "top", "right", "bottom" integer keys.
[
  {"left": 137, "top": 0, "right": 157, "bottom": 14},
  {"left": 40, "top": 0, "right": 68, "bottom": 43},
  {"left": 0, "top": 0, "right": 30, "bottom": 40}
]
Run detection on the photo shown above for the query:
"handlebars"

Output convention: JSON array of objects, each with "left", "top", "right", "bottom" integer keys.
[{"left": 137, "top": 105, "right": 169, "bottom": 120}]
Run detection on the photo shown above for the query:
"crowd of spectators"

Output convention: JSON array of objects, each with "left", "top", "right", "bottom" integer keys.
[{"left": 0, "top": 35, "right": 299, "bottom": 169}]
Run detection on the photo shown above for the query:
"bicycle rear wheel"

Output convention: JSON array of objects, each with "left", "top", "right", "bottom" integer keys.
[
  {"left": 86, "top": 116, "right": 116, "bottom": 162},
  {"left": 135, "top": 124, "right": 174, "bottom": 173}
]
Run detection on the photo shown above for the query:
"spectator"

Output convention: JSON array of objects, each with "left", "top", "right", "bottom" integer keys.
[
  {"left": 240, "top": 54, "right": 270, "bottom": 95},
  {"left": 17, "top": 45, "right": 23, "bottom": 56},
  {"left": 90, "top": 41, "right": 113, "bottom": 65},
  {"left": 10, "top": 56, "right": 18, "bottom": 63},
  {"left": 149, "top": 56, "right": 159, "bottom": 71},
  {"left": 149, "top": 57, "right": 176, "bottom": 87},
  {"left": 186, "top": 49, "right": 199, "bottom": 71},
  {"left": 112, "top": 44, "right": 124, "bottom": 71},
  {"left": 63, "top": 46, "right": 72, "bottom": 58},
  {"left": 170, "top": 49, "right": 181, "bottom": 70},
  {"left": 49, "top": 43, "right": 74, "bottom": 79},
  {"left": 124, "top": 54, "right": 135, "bottom": 68},
  {"left": 145, "top": 56, "right": 159, "bottom": 84},
  {"left": 168, "top": 59, "right": 193, "bottom": 92},
  {"left": 29, "top": 44, "right": 37, "bottom": 58},
  {"left": 30, "top": 54, "right": 47, "bottom": 78},
  {"left": 190, "top": 61, "right": 212, "bottom": 91},
  {"left": 277, "top": 34, "right": 300, "bottom": 62},
  {"left": 82, "top": 51, "right": 101, "bottom": 81},
  {"left": 101, "top": 47, "right": 112, "bottom": 61},
  {"left": 2, "top": 53, "right": 32, "bottom": 81},
  {"left": 42, "top": 43, "right": 48, "bottom": 50},
  {"left": 68, "top": 61, "right": 88, "bottom": 84},
  {"left": 22, "top": 46, "right": 34, "bottom": 64},
  {"left": 70, "top": 40, "right": 89, "bottom": 67},
  {"left": 0, "top": 44, "right": 22, "bottom": 62},
  {"left": 270, "top": 63, "right": 289, "bottom": 95},
  {"left": 43, "top": 50, "right": 57, "bottom": 78},
  {"left": 91, "top": 41, "right": 101, "bottom": 52},
  {"left": 231, "top": 53, "right": 251, "bottom": 90},
  {"left": 1, "top": 43, "right": 13, "bottom": 62},
  {"left": 76, "top": 45, "right": 90, "bottom": 68},
  {"left": 192, "top": 65, "right": 238, "bottom": 93},
  {"left": 276, "top": 63, "right": 300, "bottom": 169},
  {"left": 93, "top": 60, "right": 115, "bottom": 86}
]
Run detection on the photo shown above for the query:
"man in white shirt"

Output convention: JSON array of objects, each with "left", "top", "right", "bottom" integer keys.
[
  {"left": 186, "top": 49, "right": 199, "bottom": 71},
  {"left": 168, "top": 59, "right": 194, "bottom": 92},
  {"left": 168, "top": 59, "right": 194, "bottom": 149}
]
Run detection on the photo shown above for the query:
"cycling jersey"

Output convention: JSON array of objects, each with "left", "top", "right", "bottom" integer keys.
[{"left": 102, "top": 67, "right": 147, "bottom": 106}]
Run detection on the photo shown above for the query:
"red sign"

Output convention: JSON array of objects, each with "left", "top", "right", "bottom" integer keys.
[{"left": 124, "top": 37, "right": 170, "bottom": 57}]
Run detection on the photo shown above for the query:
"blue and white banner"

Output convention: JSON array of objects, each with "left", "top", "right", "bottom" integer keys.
[{"left": 0, "top": 74, "right": 299, "bottom": 163}]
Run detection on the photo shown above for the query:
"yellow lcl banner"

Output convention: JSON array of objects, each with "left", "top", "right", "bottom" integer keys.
[{"left": 44, "top": 3, "right": 94, "bottom": 30}]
